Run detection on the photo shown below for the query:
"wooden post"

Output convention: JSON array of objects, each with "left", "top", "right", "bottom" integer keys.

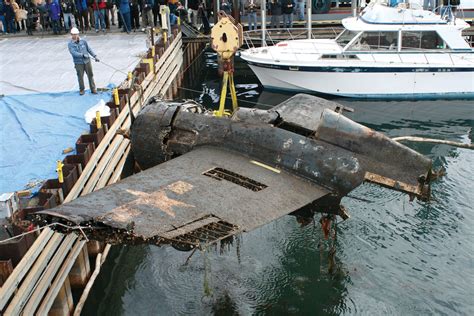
[
  {"left": 0, "top": 260, "right": 13, "bottom": 287},
  {"left": 87, "top": 240, "right": 104, "bottom": 256},
  {"left": 68, "top": 244, "right": 91, "bottom": 288},
  {"left": 49, "top": 277, "right": 74, "bottom": 316}
]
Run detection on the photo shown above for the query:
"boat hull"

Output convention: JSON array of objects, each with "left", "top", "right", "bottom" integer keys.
[{"left": 246, "top": 63, "right": 474, "bottom": 99}]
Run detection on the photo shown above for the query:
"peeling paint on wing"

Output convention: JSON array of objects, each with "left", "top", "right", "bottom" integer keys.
[
  {"left": 299, "top": 139, "right": 306, "bottom": 145},
  {"left": 294, "top": 158, "right": 302, "bottom": 169},
  {"left": 350, "top": 157, "right": 360, "bottom": 173},
  {"left": 167, "top": 181, "right": 193, "bottom": 195},
  {"left": 283, "top": 138, "right": 293, "bottom": 149},
  {"left": 336, "top": 157, "right": 360, "bottom": 173}
]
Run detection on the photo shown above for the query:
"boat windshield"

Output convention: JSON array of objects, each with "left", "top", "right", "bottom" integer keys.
[
  {"left": 347, "top": 31, "right": 399, "bottom": 51},
  {"left": 336, "top": 30, "right": 359, "bottom": 48}
]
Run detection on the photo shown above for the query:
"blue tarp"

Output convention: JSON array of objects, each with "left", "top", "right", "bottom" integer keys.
[{"left": 0, "top": 89, "right": 112, "bottom": 193}]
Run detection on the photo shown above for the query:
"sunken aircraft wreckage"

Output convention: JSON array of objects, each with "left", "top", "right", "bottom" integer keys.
[{"left": 37, "top": 94, "right": 433, "bottom": 250}]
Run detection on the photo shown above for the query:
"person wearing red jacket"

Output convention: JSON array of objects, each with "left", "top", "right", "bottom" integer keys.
[{"left": 92, "top": 0, "right": 106, "bottom": 32}]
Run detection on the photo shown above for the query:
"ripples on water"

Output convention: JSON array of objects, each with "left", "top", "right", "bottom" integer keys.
[{"left": 83, "top": 51, "right": 474, "bottom": 315}]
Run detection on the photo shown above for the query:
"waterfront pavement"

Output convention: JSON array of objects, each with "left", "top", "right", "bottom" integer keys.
[{"left": 0, "top": 32, "right": 148, "bottom": 95}]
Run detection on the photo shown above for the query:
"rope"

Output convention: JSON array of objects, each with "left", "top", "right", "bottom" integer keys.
[
  {"left": 392, "top": 136, "right": 474, "bottom": 149},
  {"left": 0, "top": 80, "right": 45, "bottom": 94}
]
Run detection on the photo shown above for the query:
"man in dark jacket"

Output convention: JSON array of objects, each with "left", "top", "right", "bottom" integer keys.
[
  {"left": 244, "top": 0, "right": 259, "bottom": 30},
  {"left": 47, "top": 0, "right": 61, "bottom": 34},
  {"left": 76, "top": 0, "right": 89, "bottom": 32},
  {"left": 281, "top": 0, "right": 294, "bottom": 29},
  {"left": 61, "top": 0, "right": 76, "bottom": 32},
  {"left": 269, "top": 0, "right": 281, "bottom": 29},
  {"left": 26, "top": 2, "right": 39, "bottom": 35},
  {"left": 0, "top": 0, "right": 7, "bottom": 34},
  {"left": 68, "top": 27, "right": 99, "bottom": 95},
  {"left": 188, "top": 0, "right": 199, "bottom": 28},
  {"left": 130, "top": 0, "right": 139, "bottom": 30},
  {"left": 4, "top": 0, "right": 15, "bottom": 33}
]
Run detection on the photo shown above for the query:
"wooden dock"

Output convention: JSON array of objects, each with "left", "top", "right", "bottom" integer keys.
[{"left": 0, "top": 25, "right": 206, "bottom": 315}]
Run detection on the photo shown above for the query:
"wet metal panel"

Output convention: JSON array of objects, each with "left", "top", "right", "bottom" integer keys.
[
  {"left": 39, "top": 146, "right": 328, "bottom": 241},
  {"left": 272, "top": 94, "right": 346, "bottom": 131}
]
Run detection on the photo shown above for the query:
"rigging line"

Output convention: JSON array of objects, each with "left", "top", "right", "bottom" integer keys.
[
  {"left": 0, "top": 80, "right": 45, "bottom": 94},
  {"left": 102, "top": 43, "right": 207, "bottom": 88},
  {"left": 0, "top": 222, "right": 101, "bottom": 244}
]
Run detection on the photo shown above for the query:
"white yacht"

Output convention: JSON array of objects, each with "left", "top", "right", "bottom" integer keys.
[{"left": 240, "top": 2, "right": 474, "bottom": 99}]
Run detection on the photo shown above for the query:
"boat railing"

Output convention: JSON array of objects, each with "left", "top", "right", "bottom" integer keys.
[
  {"left": 243, "top": 27, "right": 342, "bottom": 49},
  {"left": 433, "top": 4, "right": 465, "bottom": 22}
]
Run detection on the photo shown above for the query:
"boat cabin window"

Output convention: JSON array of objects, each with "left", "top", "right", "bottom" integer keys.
[
  {"left": 336, "top": 30, "right": 359, "bottom": 47},
  {"left": 401, "top": 31, "right": 448, "bottom": 50},
  {"left": 347, "top": 31, "right": 399, "bottom": 51},
  {"left": 320, "top": 54, "right": 359, "bottom": 60}
]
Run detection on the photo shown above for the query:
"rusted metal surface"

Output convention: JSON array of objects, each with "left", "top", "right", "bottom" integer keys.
[
  {"left": 38, "top": 94, "right": 432, "bottom": 249},
  {"left": 38, "top": 146, "right": 328, "bottom": 247}
]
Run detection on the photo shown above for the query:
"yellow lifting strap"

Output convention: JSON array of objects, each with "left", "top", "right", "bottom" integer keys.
[
  {"left": 56, "top": 160, "right": 64, "bottom": 184},
  {"left": 215, "top": 71, "right": 238, "bottom": 117},
  {"left": 210, "top": 13, "right": 243, "bottom": 117}
]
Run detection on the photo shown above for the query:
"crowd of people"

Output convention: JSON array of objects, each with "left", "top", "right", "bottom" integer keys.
[
  {"left": 0, "top": 0, "right": 202, "bottom": 35},
  {"left": 0, "top": 0, "right": 310, "bottom": 36}
]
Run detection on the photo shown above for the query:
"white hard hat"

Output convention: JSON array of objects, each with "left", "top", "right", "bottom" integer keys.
[{"left": 70, "top": 27, "right": 80, "bottom": 35}]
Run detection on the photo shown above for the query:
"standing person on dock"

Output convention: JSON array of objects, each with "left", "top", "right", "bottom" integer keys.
[
  {"left": 106, "top": 0, "right": 115, "bottom": 26},
  {"left": 75, "top": 0, "right": 89, "bottom": 32},
  {"left": 269, "top": 0, "right": 281, "bottom": 29},
  {"left": 92, "top": 0, "right": 107, "bottom": 32},
  {"left": 244, "top": 0, "right": 259, "bottom": 30},
  {"left": 187, "top": 0, "right": 199, "bottom": 28},
  {"left": 46, "top": 0, "right": 61, "bottom": 34},
  {"left": 4, "top": 0, "right": 16, "bottom": 34},
  {"left": 295, "top": 0, "right": 303, "bottom": 21},
  {"left": 68, "top": 27, "right": 99, "bottom": 95},
  {"left": 281, "top": 0, "right": 294, "bottom": 29},
  {"left": 117, "top": 0, "right": 130, "bottom": 32},
  {"left": 130, "top": 0, "right": 139, "bottom": 31},
  {"left": 141, "top": 0, "right": 154, "bottom": 29},
  {"left": 61, "top": 0, "right": 77, "bottom": 32}
]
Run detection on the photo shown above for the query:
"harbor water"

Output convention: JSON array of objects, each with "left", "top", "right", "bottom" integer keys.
[{"left": 83, "top": 51, "right": 474, "bottom": 315}]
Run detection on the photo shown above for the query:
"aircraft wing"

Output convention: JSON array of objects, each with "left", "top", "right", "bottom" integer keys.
[{"left": 39, "top": 146, "right": 328, "bottom": 247}]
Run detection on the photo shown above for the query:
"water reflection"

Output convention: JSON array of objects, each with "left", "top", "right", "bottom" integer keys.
[{"left": 83, "top": 49, "right": 474, "bottom": 315}]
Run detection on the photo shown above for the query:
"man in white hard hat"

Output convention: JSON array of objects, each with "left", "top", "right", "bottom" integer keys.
[{"left": 67, "top": 27, "right": 99, "bottom": 95}]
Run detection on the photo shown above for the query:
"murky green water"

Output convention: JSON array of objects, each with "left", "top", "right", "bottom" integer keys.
[{"left": 83, "top": 51, "right": 474, "bottom": 315}]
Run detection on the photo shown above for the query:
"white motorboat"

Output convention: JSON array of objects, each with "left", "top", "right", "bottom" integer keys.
[{"left": 240, "top": 1, "right": 474, "bottom": 99}]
